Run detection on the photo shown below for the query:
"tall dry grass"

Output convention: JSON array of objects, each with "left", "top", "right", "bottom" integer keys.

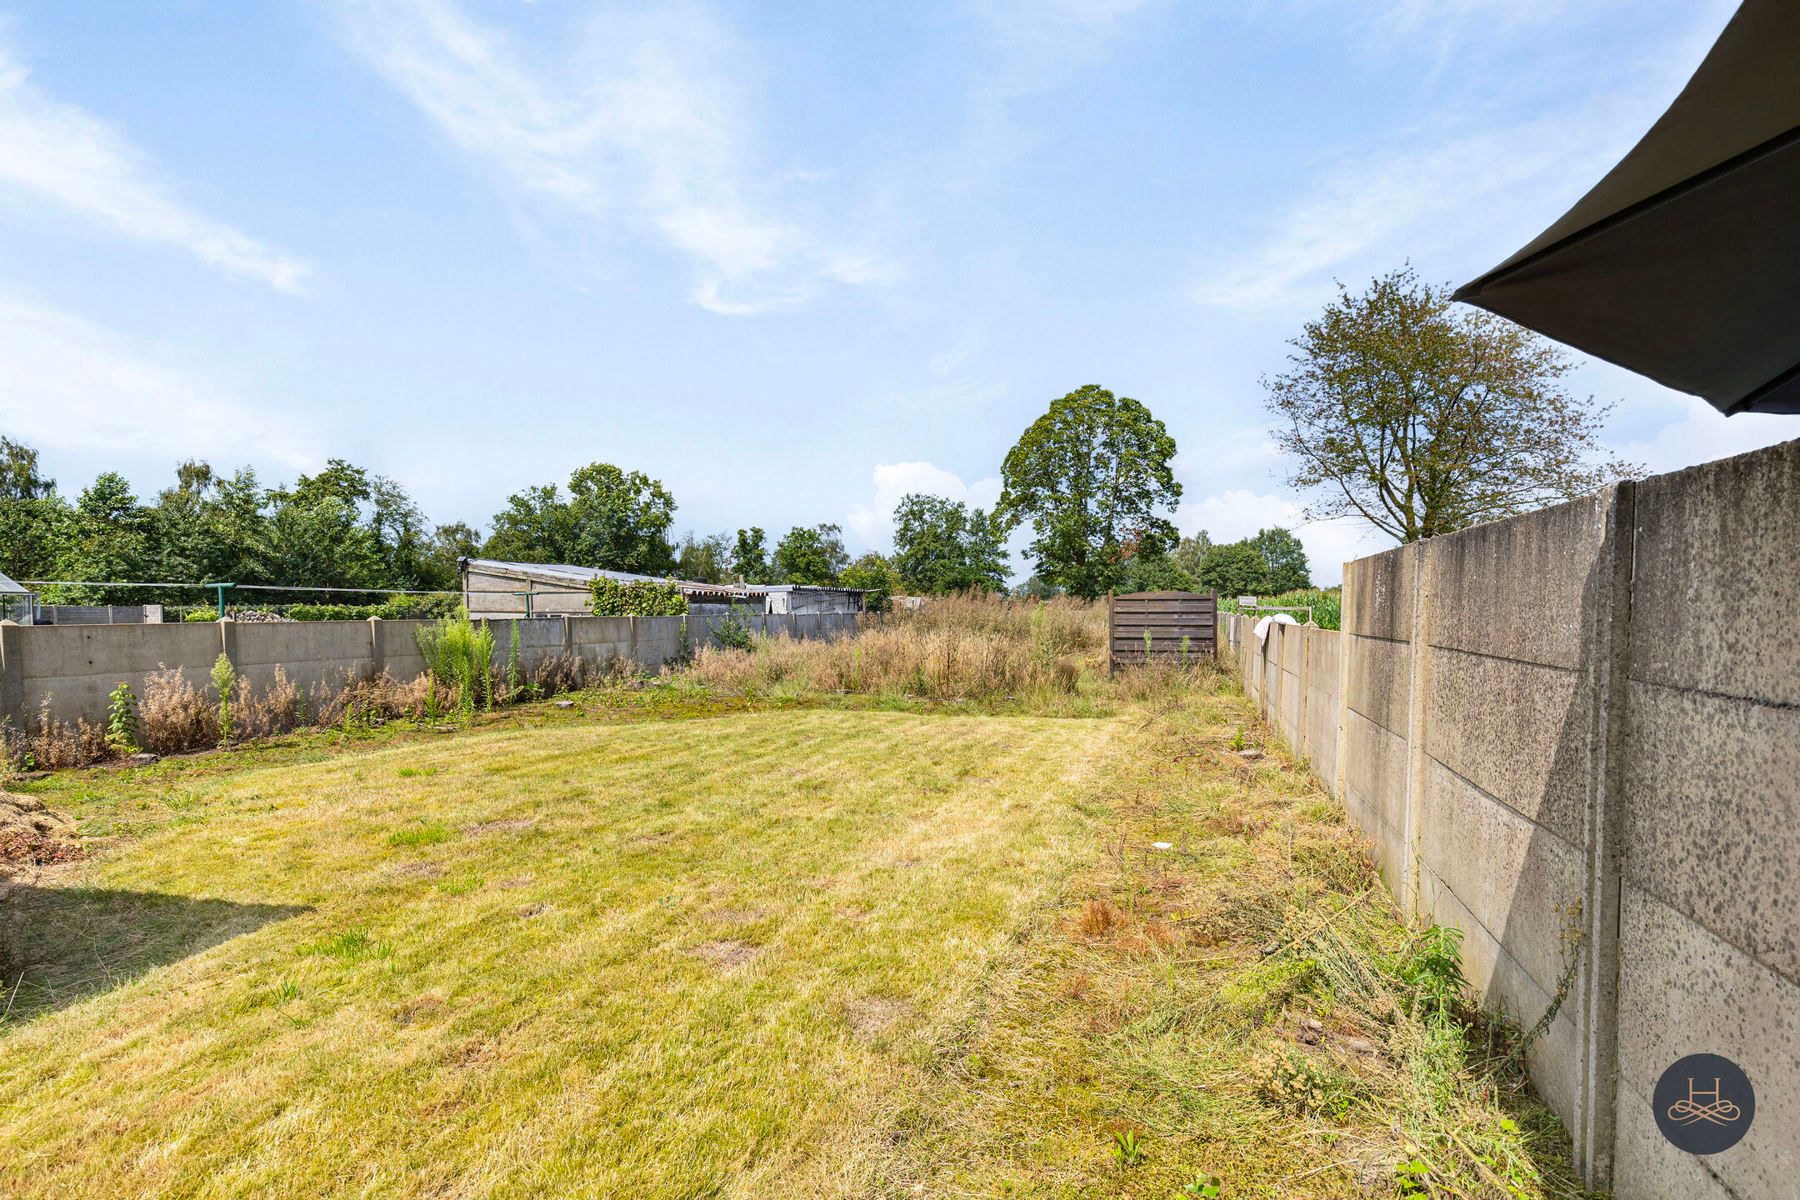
[{"left": 682, "top": 593, "right": 1116, "bottom": 703}]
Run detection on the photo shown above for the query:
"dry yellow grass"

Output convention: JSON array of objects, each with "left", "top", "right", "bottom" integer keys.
[
  {"left": 0, "top": 707, "right": 1119, "bottom": 1199},
  {"left": 686, "top": 593, "right": 1107, "bottom": 704}
]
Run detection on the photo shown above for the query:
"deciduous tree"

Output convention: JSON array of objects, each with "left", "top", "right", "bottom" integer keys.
[
  {"left": 1265, "top": 266, "right": 1639, "bottom": 542},
  {"left": 891, "top": 493, "right": 1009, "bottom": 594},
  {"left": 997, "top": 385, "right": 1181, "bottom": 599}
]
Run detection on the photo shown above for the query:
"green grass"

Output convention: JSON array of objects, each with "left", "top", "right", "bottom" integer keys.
[
  {"left": 0, "top": 676, "right": 1591, "bottom": 1198},
  {"left": 0, "top": 707, "right": 1115, "bottom": 1198}
]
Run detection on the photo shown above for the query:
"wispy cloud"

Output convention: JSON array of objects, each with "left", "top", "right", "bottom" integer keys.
[
  {"left": 0, "top": 290, "right": 317, "bottom": 467},
  {"left": 1188, "top": 4, "right": 1735, "bottom": 316},
  {"left": 1187, "top": 99, "right": 1647, "bottom": 315},
  {"left": 0, "top": 38, "right": 309, "bottom": 292},
  {"left": 338, "top": 0, "right": 895, "bottom": 315}
]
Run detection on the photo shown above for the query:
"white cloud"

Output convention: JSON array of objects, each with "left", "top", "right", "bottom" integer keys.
[
  {"left": 0, "top": 38, "right": 309, "bottom": 292},
  {"left": 1187, "top": 100, "right": 1647, "bottom": 315},
  {"left": 844, "top": 460, "right": 1003, "bottom": 551},
  {"left": 338, "top": 0, "right": 895, "bottom": 314},
  {"left": 1174, "top": 488, "right": 1387, "bottom": 588},
  {"left": 0, "top": 291, "right": 316, "bottom": 467},
  {"left": 1613, "top": 392, "right": 1796, "bottom": 478}
]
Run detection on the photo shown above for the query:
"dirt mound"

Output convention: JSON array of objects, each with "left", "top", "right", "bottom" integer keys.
[{"left": 0, "top": 792, "right": 80, "bottom": 881}]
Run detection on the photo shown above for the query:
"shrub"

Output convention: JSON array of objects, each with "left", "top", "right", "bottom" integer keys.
[
  {"left": 416, "top": 615, "right": 495, "bottom": 720},
  {"left": 184, "top": 609, "right": 218, "bottom": 623},
  {"left": 714, "top": 605, "right": 756, "bottom": 651},
  {"left": 589, "top": 577, "right": 687, "bottom": 616}
]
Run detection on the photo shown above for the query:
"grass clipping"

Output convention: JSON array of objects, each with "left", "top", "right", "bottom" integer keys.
[{"left": 869, "top": 681, "right": 1596, "bottom": 1200}]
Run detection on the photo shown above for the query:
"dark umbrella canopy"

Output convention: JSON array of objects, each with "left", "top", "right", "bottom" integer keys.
[{"left": 1455, "top": 0, "right": 1800, "bottom": 415}]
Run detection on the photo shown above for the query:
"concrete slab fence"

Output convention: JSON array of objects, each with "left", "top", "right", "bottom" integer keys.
[
  {"left": 0, "top": 612, "right": 860, "bottom": 733},
  {"left": 1221, "top": 436, "right": 1799, "bottom": 1199}
]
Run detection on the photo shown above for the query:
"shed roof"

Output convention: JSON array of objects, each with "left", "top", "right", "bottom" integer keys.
[{"left": 462, "top": 558, "right": 755, "bottom": 599}]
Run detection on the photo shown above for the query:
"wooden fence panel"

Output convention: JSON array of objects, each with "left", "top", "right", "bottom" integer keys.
[{"left": 1108, "top": 591, "right": 1217, "bottom": 670}]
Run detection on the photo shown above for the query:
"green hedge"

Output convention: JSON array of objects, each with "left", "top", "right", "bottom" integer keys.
[{"left": 589, "top": 577, "right": 687, "bottom": 616}]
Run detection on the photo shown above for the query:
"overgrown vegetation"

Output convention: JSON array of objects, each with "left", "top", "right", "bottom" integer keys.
[
  {"left": 869, "top": 687, "right": 1594, "bottom": 1198},
  {"left": 683, "top": 592, "right": 1106, "bottom": 706},
  {"left": 416, "top": 615, "right": 495, "bottom": 720},
  {"left": 587, "top": 576, "right": 688, "bottom": 616}
]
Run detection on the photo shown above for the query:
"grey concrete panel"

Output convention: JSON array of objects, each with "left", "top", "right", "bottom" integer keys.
[
  {"left": 1631, "top": 437, "right": 1800, "bottom": 705},
  {"left": 1417, "top": 759, "right": 1585, "bottom": 997},
  {"left": 1624, "top": 681, "right": 1800, "bottom": 984},
  {"left": 1342, "top": 544, "right": 1414, "bottom": 641},
  {"left": 1615, "top": 885, "right": 1799, "bottom": 1198},
  {"left": 1425, "top": 488, "right": 1614, "bottom": 669},
  {"left": 1424, "top": 647, "right": 1590, "bottom": 844},
  {"left": 1345, "top": 634, "right": 1410, "bottom": 734}
]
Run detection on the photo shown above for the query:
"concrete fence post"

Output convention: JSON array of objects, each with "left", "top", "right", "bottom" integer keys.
[
  {"left": 1573, "top": 482, "right": 1634, "bottom": 1189},
  {"left": 1400, "top": 544, "right": 1431, "bottom": 917},
  {"left": 368, "top": 617, "right": 384, "bottom": 680},
  {"left": 217, "top": 619, "right": 241, "bottom": 673},
  {"left": 0, "top": 622, "right": 23, "bottom": 733}
]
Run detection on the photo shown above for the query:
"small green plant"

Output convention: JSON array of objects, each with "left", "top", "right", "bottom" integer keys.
[
  {"left": 210, "top": 653, "right": 236, "bottom": 744},
  {"left": 302, "top": 929, "right": 390, "bottom": 960},
  {"left": 1143, "top": 627, "right": 1153, "bottom": 661},
  {"left": 1180, "top": 634, "right": 1192, "bottom": 663},
  {"left": 1229, "top": 725, "right": 1247, "bottom": 751},
  {"left": 715, "top": 604, "right": 755, "bottom": 651},
  {"left": 1110, "top": 1128, "right": 1147, "bottom": 1169},
  {"left": 1399, "top": 924, "right": 1468, "bottom": 1022},
  {"left": 1179, "top": 1174, "right": 1223, "bottom": 1198},
  {"left": 106, "top": 682, "right": 140, "bottom": 755},
  {"left": 1395, "top": 1156, "right": 1433, "bottom": 1197}
]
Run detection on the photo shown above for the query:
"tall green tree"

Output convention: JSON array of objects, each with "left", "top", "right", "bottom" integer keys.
[
  {"left": 0, "top": 436, "right": 68, "bottom": 584},
  {"left": 1115, "top": 552, "right": 1196, "bottom": 594},
  {"left": 1172, "top": 530, "right": 1213, "bottom": 580},
  {"left": 1249, "top": 527, "right": 1311, "bottom": 593},
  {"left": 839, "top": 552, "right": 901, "bottom": 611},
  {"left": 891, "top": 493, "right": 1009, "bottom": 594},
  {"left": 675, "top": 532, "right": 733, "bottom": 583},
  {"left": 1194, "top": 541, "right": 1268, "bottom": 598},
  {"left": 484, "top": 485, "right": 574, "bottom": 564},
  {"left": 564, "top": 463, "right": 676, "bottom": 575},
  {"left": 1265, "top": 266, "right": 1640, "bottom": 542},
  {"left": 731, "top": 527, "right": 773, "bottom": 584},
  {"left": 53, "top": 473, "right": 150, "bottom": 603},
  {"left": 773, "top": 523, "right": 847, "bottom": 585},
  {"left": 997, "top": 385, "right": 1181, "bottom": 599},
  {"left": 483, "top": 463, "right": 676, "bottom": 575}
]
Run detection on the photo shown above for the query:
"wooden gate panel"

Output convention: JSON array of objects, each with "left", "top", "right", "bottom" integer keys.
[{"left": 1108, "top": 591, "right": 1217, "bottom": 670}]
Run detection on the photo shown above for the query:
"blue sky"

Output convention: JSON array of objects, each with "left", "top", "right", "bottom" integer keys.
[{"left": 2, "top": 0, "right": 1791, "bottom": 584}]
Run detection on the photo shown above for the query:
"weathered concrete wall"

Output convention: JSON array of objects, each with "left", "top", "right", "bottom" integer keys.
[
  {"left": 0, "top": 612, "right": 861, "bottom": 731},
  {"left": 1610, "top": 444, "right": 1800, "bottom": 1200},
  {"left": 1223, "top": 436, "right": 1800, "bottom": 1197}
]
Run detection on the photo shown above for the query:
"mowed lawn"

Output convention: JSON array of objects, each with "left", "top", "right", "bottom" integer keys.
[{"left": 0, "top": 709, "right": 1121, "bottom": 1199}]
